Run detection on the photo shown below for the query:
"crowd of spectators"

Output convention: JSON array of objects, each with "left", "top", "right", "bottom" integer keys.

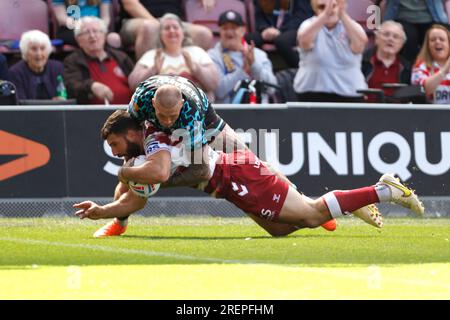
[{"left": 1, "top": 0, "right": 450, "bottom": 105}]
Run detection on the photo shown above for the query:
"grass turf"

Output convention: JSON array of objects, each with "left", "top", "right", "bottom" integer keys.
[{"left": 0, "top": 216, "right": 449, "bottom": 299}]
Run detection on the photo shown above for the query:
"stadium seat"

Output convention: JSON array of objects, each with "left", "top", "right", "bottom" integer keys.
[
  {"left": 0, "top": 0, "right": 50, "bottom": 54},
  {"left": 184, "top": 0, "right": 248, "bottom": 36},
  {"left": 110, "top": 0, "right": 122, "bottom": 32},
  {"left": 358, "top": 84, "right": 427, "bottom": 104},
  {"left": 347, "top": 0, "right": 377, "bottom": 26},
  {"left": 0, "top": 80, "right": 18, "bottom": 105},
  {"left": 347, "top": 0, "right": 378, "bottom": 46},
  {"left": 243, "top": 0, "right": 256, "bottom": 33},
  {"left": 46, "top": 0, "right": 60, "bottom": 40},
  {"left": 0, "top": 0, "right": 49, "bottom": 42}
]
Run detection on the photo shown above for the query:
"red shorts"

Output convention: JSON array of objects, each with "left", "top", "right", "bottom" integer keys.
[{"left": 204, "top": 150, "right": 289, "bottom": 221}]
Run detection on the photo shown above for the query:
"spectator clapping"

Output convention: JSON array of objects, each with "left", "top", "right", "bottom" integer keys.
[
  {"left": 128, "top": 13, "right": 219, "bottom": 98},
  {"left": 411, "top": 24, "right": 450, "bottom": 104},
  {"left": 294, "top": 0, "right": 368, "bottom": 102}
]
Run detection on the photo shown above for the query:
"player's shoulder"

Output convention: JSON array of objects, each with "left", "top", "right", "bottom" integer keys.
[
  {"left": 145, "top": 122, "right": 167, "bottom": 138},
  {"left": 179, "top": 80, "right": 210, "bottom": 112},
  {"left": 143, "top": 123, "right": 172, "bottom": 155}
]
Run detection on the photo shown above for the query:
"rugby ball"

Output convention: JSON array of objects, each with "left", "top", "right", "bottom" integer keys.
[{"left": 127, "top": 155, "right": 161, "bottom": 198}]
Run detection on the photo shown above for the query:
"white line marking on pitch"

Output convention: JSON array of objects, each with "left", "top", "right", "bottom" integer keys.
[{"left": 0, "top": 237, "right": 258, "bottom": 264}]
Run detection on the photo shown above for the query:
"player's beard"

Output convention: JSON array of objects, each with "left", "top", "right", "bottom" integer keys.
[{"left": 124, "top": 138, "right": 143, "bottom": 160}]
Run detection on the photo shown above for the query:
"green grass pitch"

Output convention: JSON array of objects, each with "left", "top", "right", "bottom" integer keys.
[{"left": 0, "top": 216, "right": 449, "bottom": 299}]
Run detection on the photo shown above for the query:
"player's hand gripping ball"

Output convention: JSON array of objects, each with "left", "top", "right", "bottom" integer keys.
[{"left": 127, "top": 155, "right": 161, "bottom": 198}]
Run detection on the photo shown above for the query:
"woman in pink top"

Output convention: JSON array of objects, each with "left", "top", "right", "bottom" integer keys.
[{"left": 411, "top": 24, "right": 450, "bottom": 104}]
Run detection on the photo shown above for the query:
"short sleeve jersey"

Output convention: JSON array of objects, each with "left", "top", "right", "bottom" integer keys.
[
  {"left": 411, "top": 60, "right": 450, "bottom": 104},
  {"left": 143, "top": 122, "right": 192, "bottom": 175},
  {"left": 293, "top": 17, "right": 367, "bottom": 96},
  {"left": 128, "top": 75, "right": 225, "bottom": 149}
]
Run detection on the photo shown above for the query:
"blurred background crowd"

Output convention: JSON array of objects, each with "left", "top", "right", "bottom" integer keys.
[{"left": 1, "top": 0, "right": 450, "bottom": 105}]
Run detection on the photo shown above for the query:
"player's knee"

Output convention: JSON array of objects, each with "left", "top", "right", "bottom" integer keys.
[
  {"left": 302, "top": 219, "right": 320, "bottom": 228},
  {"left": 264, "top": 224, "right": 299, "bottom": 237},
  {"left": 267, "top": 230, "right": 290, "bottom": 237},
  {"left": 199, "top": 164, "right": 213, "bottom": 181},
  {"left": 302, "top": 211, "right": 328, "bottom": 228}
]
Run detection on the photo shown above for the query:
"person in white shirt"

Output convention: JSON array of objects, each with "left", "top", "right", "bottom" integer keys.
[
  {"left": 294, "top": 0, "right": 368, "bottom": 102},
  {"left": 128, "top": 13, "right": 219, "bottom": 99}
]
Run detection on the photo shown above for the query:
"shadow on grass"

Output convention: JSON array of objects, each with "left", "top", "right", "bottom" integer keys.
[{"left": 120, "top": 233, "right": 384, "bottom": 241}]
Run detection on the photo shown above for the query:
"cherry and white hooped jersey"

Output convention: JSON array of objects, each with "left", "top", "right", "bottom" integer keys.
[
  {"left": 412, "top": 61, "right": 450, "bottom": 104},
  {"left": 142, "top": 123, "right": 289, "bottom": 221},
  {"left": 143, "top": 122, "right": 189, "bottom": 174},
  {"left": 143, "top": 122, "right": 219, "bottom": 176}
]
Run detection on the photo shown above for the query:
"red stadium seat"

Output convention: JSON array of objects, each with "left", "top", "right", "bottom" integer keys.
[
  {"left": 347, "top": 0, "right": 377, "bottom": 26},
  {"left": 243, "top": 0, "right": 256, "bottom": 33},
  {"left": 0, "top": 0, "right": 50, "bottom": 54},
  {"left": 346, "top": 0, "right": 378, "bottom": 46},
  {"left": 0, "top": 0, "right": 49, "bottom": 40},
  {"left": 184, "top": 0, "right": 248, "bottom": 36}
]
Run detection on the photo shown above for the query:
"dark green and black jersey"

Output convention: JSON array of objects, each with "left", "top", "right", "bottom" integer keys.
[{"left": 128, "top": 75, "right": 225, "bottom": 149}]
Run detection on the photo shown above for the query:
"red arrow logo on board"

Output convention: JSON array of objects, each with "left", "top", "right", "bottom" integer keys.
[{"left": 0, "top": 130, "right": 50, "bottom": 181}]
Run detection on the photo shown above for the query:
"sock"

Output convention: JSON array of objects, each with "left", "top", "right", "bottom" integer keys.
[
  {"left": 322, "top": 186, "right": 380, "bottom": 218},
  {"left": 115, "top": 216, "right": 129, "bottom": 227},
  {"left": 375, "top": 184, "right": 391, "bottom": 202}
]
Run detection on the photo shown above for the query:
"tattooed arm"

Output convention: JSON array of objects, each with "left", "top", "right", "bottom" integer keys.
[{"left": 161, "top": 163, "right": 212, "bottom": 188}]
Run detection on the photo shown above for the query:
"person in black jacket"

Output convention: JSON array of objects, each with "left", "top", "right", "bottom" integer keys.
[
  {"left": 246, "top": 0, "right": 313, "bottom": 68},
  {"left": 63, "top": 16, "right": 134, "bottom": 104},
  {"left": 0, "top": 53, "right": 9, "bottom": 81}
]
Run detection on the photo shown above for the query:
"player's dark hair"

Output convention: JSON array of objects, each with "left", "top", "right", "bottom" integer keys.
[{"left": 101, "top": 110, "right": 143, "bottom": 140}]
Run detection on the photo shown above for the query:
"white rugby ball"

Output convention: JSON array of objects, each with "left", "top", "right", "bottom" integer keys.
[{"left": 127, "top": 155, "right": 161, "bottom": 198}]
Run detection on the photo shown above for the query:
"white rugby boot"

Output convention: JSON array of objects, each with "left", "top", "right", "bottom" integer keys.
[{"left": 377, "top": 173, "right": 425, "bottom": 216}]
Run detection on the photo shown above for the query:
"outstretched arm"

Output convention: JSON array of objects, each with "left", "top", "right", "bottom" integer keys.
[{"left": 74, "top": 190, "right": 147, "bottom": 220}]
